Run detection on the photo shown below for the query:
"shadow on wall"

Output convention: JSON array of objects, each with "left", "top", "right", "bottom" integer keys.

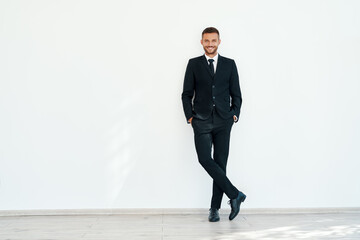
[{"left": 103, "top": 90, "right": 145, "bottom": 207}]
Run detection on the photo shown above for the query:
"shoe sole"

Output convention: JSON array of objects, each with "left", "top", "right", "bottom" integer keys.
[{"left": 209, "top": 218, "right": 220, "bottom": 222}]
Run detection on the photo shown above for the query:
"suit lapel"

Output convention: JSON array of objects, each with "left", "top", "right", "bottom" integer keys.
[
  {"left": 215, "top": 54, "right": 223, "bottom": 79},
  {"left": 201, "top": 55, "right": 213, "bottom": 77}
]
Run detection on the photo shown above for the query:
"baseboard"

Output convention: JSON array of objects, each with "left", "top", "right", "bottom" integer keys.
[{"left": 1, "top": 207, "right": 360, "bottom": 216}]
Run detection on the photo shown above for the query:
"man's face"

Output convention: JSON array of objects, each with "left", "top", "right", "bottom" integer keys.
[{"left": 201, "top": 33, "right": 221, "bottom": 56}]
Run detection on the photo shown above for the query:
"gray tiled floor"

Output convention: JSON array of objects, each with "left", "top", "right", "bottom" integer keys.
[{"left": 0, "top": 211, "right": 359, "bottom": 239}]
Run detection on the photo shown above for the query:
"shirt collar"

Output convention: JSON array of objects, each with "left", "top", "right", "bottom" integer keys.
[{"left": 204, "top": 53, "right": 219, "bottom": 63}]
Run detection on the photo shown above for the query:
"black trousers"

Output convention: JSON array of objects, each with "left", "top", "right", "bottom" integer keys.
[{"left": 192, "top": 109, "right": 239, "bottom": 209}]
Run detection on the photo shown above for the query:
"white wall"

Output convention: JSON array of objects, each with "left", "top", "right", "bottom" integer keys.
[{"left": 1, "top": 0, "right": 359, "bottom": 210}]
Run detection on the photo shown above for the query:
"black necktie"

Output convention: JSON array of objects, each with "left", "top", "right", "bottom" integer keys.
[{"left": 208, "top": 59, "right": 214, "bottom": 75}]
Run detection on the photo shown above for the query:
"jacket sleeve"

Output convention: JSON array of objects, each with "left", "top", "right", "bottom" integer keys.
[
  {"left": 181, "top": 60, "right": 195, "bottom": 122},
  {"left": 229, "top": 60, "right": 242, "bottom": 122}
]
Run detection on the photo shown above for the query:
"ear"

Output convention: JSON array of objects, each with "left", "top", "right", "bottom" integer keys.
[
  {"left": 200, "top": 39, "right": 203, "bottom": 45},
  {"left": 218, "top": 39, "right": 221, "bottom": 45}
]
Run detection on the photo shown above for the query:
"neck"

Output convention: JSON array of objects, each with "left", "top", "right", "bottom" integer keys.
[{"left": 205, "top": 52, "right": 217, "bottom": 58}]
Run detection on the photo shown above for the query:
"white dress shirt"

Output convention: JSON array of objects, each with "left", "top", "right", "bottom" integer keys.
[{"left": 204, "top": 53, "right": 219, "bottom": 74}]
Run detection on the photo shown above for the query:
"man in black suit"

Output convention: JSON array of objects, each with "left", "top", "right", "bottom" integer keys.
[{"left": 182, "top": 27, "right": 246, "bottom": 222}]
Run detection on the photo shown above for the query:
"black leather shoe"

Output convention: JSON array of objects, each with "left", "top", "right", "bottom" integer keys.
[
  {"left": 228, "top": 191, "right": 246, "bottom": 220},
  {"left": 208, "top": 208, "right": 220, "bottom": 222}
]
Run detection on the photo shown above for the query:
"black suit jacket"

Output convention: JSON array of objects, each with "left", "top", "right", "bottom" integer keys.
[{"left": 181, "top": 54, "right": 242, "bottom": 122}]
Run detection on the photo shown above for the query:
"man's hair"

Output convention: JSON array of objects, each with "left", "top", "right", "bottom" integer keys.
[{"left": 202, "top": 27, "right": 220, "bottom": 38}]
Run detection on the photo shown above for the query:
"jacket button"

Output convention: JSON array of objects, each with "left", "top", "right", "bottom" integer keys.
[{"left": 213, "top": 96, "right": 215, "bottom": 99}]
